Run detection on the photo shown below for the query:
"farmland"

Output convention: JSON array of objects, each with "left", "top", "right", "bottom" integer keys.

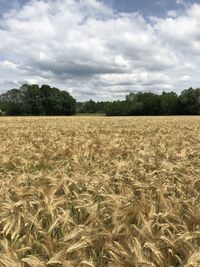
[{"left": 0, "top": 116, "right": 199, "bottom": 267}]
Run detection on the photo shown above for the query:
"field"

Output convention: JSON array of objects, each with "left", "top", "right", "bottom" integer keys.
[{"left": 0, "top": 116, "right": 199, "bottom": 267}]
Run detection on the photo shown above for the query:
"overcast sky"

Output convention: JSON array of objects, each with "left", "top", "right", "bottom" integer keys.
[{"left": 0, "top": 0, "right": 200, "bottom": 101}]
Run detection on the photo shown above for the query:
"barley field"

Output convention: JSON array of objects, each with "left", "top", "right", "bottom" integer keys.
[{"left": 0, "top": 116, "right": 199, "bottom": 267}]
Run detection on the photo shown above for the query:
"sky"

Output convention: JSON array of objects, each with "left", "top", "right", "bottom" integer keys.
[{"left": 0, "top": 0, "right": 200, "bottom": 101}]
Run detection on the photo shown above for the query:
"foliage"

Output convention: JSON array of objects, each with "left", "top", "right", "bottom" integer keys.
[
  {"left": 1, "top": 86, "right": 200, "bottom": 116},
  {"left": 0, "top": 84, "right": 76, "bottom": 116},
  {"left": 76, "top": 100, "right": 106, "bottom": 114},
  {"left": 159, "top": 91, "right": 179, "bottom": 115},
  {"left": 178, "top": 87, "right": 200, "bottom": 115},
  {"left": 77, "top": 88, "right": 200, "bottom": 116}
]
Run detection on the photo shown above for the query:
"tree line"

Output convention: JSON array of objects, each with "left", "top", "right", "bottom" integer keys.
[
  {"left": 77, "top": 88, "right": 200, "bottom": 116},
  {"left": 0, "top": 85, "right": 200, "bottom": 116}
]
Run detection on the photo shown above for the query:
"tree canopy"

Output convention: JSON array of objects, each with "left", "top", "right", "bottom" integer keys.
[
  {"left": 1, "top": 85, "right": 200, "bottom": 116},
  {"left": 77, "top": 88, "right": 200, "bottom": 116},
  {"left": 0, "top": 84, "right": 76, "bottom": 116}
]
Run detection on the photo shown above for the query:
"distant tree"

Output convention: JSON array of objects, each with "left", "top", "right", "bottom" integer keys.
[
  {"left": 0, "top": 88, "right": 27, "bottom": 115},
  {"left": 178, "top": 87, "right": 200, "bottom": 115},
  {"left": 138, "top": 92, "right": 160, "bottom": 115},
  {"left": 40, "top": 84, "right": 51, "bottom": 115},
  {"left": 83, "top": 100, "right": 97, "bottom": 113},
  {"left": 126, "top": 93, "right": 143, "bottom": 115},
  {"left": 0, "top": 84, "right": 76, "bottom": 116},
  {"left": 46, "top": 87, "right": 63, "bottom": 115},
  {"left": 126, "top": 92, "right": 160, "bottom": 115},
  {"left": 25, "top": 84, "right": 43, "bottom": 115},
  {"left": 159, "top": 92, "right": 178, "bottom": 115},
  {"left": 104, "top": 101, "right": 120, "bottom": 116},
  {"left": 104, "top": 101, "right": 131, "bottom": 116},
  {"left": 61, "top": 91, "right": 76, "bottom": 115},
  {"left": 76, "top": 100, "right": 106, "bottom": 114},
  {"left": 95, "top": 101, "right": 106, "bottom": 113}
]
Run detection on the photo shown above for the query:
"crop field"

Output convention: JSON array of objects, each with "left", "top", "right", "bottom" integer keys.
[{"left": 0, "top": 116, "right": 199, "bottom": 267}]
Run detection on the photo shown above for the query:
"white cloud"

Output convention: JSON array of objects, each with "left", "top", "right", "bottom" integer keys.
[
  {"left": 180, "top": 75, "right": 191, "bottom": 81},
  {"left": 0, "top": 0, "right": 199, "bottom": 100},
  {"left": 175, "top": 0, "right": 190, "bottom": 7},
  {"left": 167, "top": 10, "right": 178, "bottom": 17}
]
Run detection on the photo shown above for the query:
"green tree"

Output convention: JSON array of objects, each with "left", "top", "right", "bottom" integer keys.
[
  {"left": 159, "top": 92, "right": 178, "bottom": 115},
  {"left": 25, "top": 84, "right": 43, "bottom": 115},
  {"left": 104, "top": 101, "right": 131, "bottom": 116},
  {"left": 178, "top": 87, "right": 200, "bottom": 115},
  {"left": 126, "top": 92, "right": 160, "bottom": 115},
  {"left": 0, "top": 84, "right": 76, "bottom": 116},
  {"left": 40, "top": 85, "right": 76, "bottom": 115},
  {"left": 0, "top": 88, "right": 27, "bottom": 115},
  {"left": 61, "top": 91, "right": 76, "bottom": 115}
]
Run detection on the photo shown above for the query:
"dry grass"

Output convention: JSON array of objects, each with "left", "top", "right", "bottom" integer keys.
[{"left": 0, "top": 116, "right": 199, "bottom": 267}]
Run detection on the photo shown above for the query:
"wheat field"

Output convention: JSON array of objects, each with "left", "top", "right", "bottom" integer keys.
[{"left": 0, "top": 116, "right": 199, "bottom": 267}]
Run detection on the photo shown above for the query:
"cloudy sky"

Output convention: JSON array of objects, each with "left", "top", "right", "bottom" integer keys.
[{"left": 0, "top": 0, "right": 200, "bottom": 101}]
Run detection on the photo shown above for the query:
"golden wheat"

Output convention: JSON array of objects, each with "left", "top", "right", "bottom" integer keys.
[{"left": 0, "top": 116, "right": 199, "bottom": 267}]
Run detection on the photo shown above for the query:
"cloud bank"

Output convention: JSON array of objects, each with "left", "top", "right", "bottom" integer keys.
[{"left": 0, "top": 0, "right": 200, "bottom": 100}]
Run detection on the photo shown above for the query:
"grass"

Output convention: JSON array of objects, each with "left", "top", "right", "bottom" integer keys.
[{"left": 0, "top": 116, "right": 199, "bottom": 267}]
